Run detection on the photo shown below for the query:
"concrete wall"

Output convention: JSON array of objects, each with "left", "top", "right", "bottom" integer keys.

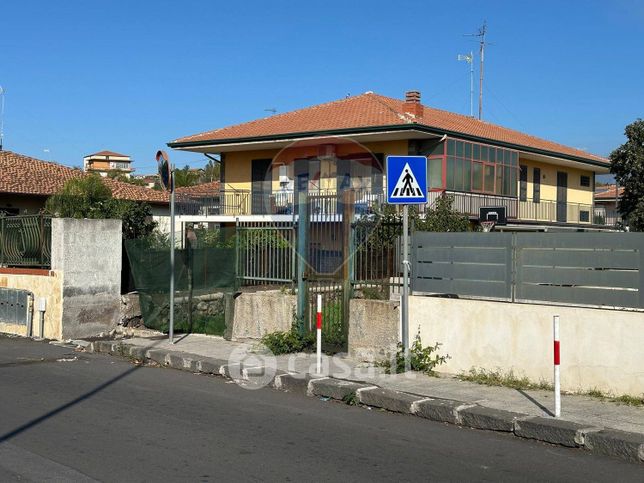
[
  {"left": 229, "top": 290, "right": 295, "bottom": 340},
  {"left": 0, "top": 270, "right": 63, "bottom": 339},
  {"left": 51, "top": 218, "right": 122, "bottom": 339},
  {"left": 348, "top": 299, "right": 399, "bottom": 362},
  {"left": 409, "top": 296, "right": 644, "bottom": 396}
]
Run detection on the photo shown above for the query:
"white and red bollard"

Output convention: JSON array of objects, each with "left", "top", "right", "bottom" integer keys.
[
  {"left": 553, "top": 315, "right": 561, "bottom": 417},
  {"left": 316, "top": 294, "right": 322, "bottom": 374}
]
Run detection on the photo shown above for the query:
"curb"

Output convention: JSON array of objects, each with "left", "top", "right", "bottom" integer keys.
[{"left": 86, "top": 340, "right": 644, "bottom": 465}]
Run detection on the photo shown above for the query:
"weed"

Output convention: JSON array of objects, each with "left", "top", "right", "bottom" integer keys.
[
  {"left": 361, "top": 286, "right": 387, "bottom": 300},
  {"left": 260, "top": 329, "right": 315, "bottom": 355},
  {"left": 583, "top": 388, "right": 644, "bottom": 407},
  {"left": 379, "top": 333, "right": 449, "bottom": 375},
  {"left": 458, "top": 368, "right": 553, "bottom": 391},
  {"left": 342, "top": 392, "right": 359, "bottom": 406}
]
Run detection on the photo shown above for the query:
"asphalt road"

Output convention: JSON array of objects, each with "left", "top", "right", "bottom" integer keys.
[{"left": 0, "top": 336, "right": 641, "bottom": 482}]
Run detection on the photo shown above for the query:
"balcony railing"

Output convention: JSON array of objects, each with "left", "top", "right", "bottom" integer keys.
[
  {"left": 428, "top": 190, "right": 518, "bottom": 219},
  {"left": 0, "top": 214, "right": 52, "bottom": 268},
  {"left": 519, "top": 198, "right": 593, "bottom": 224},
  {"left": 593, "top": 206, "right": 621, "bottom": 226}
]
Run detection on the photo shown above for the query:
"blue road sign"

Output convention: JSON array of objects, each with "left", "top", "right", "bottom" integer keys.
[{"left": 386, "top": 155, "right": 427, "bottom": 204}]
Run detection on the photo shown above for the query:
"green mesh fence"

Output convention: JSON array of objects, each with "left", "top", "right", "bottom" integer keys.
[{"left": 124, "top": 239, "right": 236, "bottom": 335}]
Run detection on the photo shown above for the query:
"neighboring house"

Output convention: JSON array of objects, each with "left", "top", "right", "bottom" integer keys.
[
  {"left": 0, "top": 150, "right": 168, "bottom": 216},
  {"left": 83, "top": 150, "right": 134, "bottom": 178},
  {"left": 594, "top": 184, "right": 623, "bottom": 226},
  {"left": 168, "top": 90, "right": 610, "bottom": 230},
  {"left": 133, "top": 174, "right": 159, "bottom": 189}
]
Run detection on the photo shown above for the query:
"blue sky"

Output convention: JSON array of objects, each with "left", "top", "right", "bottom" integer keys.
[{"left": 1, "top": 0, "right": 642, "bottom": 175}]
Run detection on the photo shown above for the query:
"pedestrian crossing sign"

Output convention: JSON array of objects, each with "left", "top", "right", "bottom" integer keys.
[{"left": 386, "top": 155, "right": 427, "bottom": 204}]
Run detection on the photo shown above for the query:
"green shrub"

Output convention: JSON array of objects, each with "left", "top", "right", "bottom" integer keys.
[
  {"left": 260, "top": 328, "right": 315, "bottom": 355},
  {"left": 380, "top": 333, "right": 449, "bottom": 375}
]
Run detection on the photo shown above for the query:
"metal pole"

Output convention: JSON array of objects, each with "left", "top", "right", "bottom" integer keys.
[
  {"left": 402, "top": 204, "right": 410, "bottom": 362},
  {"left": 169, "top": 166, "right": 176, "bottom": 343},
  {"left": 296, "top": 191, "right": 308, "bottom": 335},
  {"left": 316, "top": 294, "right": 322, "bottom": 374},
  {"left": 553, "top": 315, "right": 561, "bottom": 417},
  {"left": 469, "top": 50, "right": 474, "bottom": 118}
]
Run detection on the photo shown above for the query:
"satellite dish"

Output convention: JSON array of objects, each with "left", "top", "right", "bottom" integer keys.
[{"left": 156, "top": 150, "right": 172, "bottom": 192}]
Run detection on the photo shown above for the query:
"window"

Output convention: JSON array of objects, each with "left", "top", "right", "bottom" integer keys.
[
  {"left": 428, "top": 158, "right": 443, "bottom": 189},
  {"left": 519, "top": 165, "right": 528, "bottom": 202},
  {"left": 533, "top": 167, "right": 541, "bottom": 203},
  {"left": 580, "top": 210, "right": 590, "bottom": 222},
  {"left": 580, "top": 175, "right": 590, "bottom": 187}
]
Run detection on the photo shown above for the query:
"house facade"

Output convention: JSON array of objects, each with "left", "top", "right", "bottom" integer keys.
[
  {"left": 168, "top": 91, "right": 610, "bottom": 230},
  {"left": 83, "top": 150, "right": 134, "bottom": 178}
]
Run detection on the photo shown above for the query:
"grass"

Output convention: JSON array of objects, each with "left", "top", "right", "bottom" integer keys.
[
  {"left": 174, "top": 314, "right": 226, "bottom": 336},
  {"left": 457, "top": 368, "right": 553, "bottom": 391},
  {"left": 458, "top": 368, "right": 644, "bottom": 407}
]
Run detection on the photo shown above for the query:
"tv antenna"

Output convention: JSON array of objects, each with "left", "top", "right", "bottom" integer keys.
[
  {"left": 464, "top": 21, "right": 491, "bottom": 120},
  {"left": 0, "top": 86, "right": 5, "bottom": 151},
  {"left": 457, "top": 51, "right": 474, "bottom": 117},
  {"left": 264, "top": 108, "right": 277, "bottom": 114}
]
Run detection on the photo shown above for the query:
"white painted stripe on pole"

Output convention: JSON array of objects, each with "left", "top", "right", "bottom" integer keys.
[
  {"left": 316, "top": 294, "right": 322, "bottom": 374},
  {"left": 553, "top": 315, "right": 561, "bottom": 418}
]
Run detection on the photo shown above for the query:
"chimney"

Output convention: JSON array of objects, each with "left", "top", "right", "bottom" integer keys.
[{"left": 403, "top": 90, "right": 423, "bottom": 118}]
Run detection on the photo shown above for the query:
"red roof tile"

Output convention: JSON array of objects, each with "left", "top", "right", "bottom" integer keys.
[
  {"left": 595, "top": 184, "right": 624, "bottom": 200},
  {"left": 175, "top": 181, "right": 221, "bottom": 197},
  {"left": 0, "top": 151, "right": 168, "bottom": 204},
  {"left": 86, "top": 150, "right": 130, "bottom": 158},
  {"left": 172, "top": 92, "right": 607, "bottom": 164}
]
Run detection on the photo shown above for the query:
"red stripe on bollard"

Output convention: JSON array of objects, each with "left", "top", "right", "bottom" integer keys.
[
  {"left": 554, "top": 340, "right": 560, "bottom": 365},
  {"left": 316, "top": 312, "right": 322, "bottom": 330}
]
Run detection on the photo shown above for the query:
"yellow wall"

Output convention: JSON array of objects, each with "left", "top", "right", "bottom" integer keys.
[
  {"left": 518, "top": 158, "right": 594, "bottom": 205},
  {"left": 222, "top": 140, "right": 409, "bottom": 192},
  {"left": 0, "top": 271, "right": 63, "bottom": 339}
]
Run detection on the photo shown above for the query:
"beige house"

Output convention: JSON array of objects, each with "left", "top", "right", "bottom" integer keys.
[{"left": 83, "top": 150, "right": 134, "bottom": 178}]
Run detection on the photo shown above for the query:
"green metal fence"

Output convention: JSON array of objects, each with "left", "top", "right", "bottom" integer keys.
[{"left": 0, "top": 214, "right": 52, "bottom": 268}]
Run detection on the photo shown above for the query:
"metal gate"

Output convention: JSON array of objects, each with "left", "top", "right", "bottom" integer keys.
[
  {"left": 0, "top": 288, "right": 32, "bottom": 326},
  {"left": 302, "top": 192, "right": 352, "bottom": 351}
]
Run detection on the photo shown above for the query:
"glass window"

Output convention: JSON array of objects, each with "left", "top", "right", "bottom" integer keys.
[
  {"left": 430, "top": 142, "right": 444, "bottom": 156},
  {"left": 428, "top": 158, "right": 443, "bottom": 189},
  {"left": 503, "top": 166, "right": 512, "bottom": 195},
  {"left": 472, "top": 162, "right": 483, "bottom": 191},
  {"left": 481, "top": 146, "right": 489, "bottom": 162},
  {"left": 446, "top": 157, "right": 455, "bottom": 189},
  {"left": 473, "top": 144, "right": 480, "bottom": 160},
  {"left": 447, "top": 140, "right": 455, "bottom": 155},
  {"left": 484, "top": 164, "right": 495, "bottom": 193},
  {"left": 465, "top": 143, "right": 472, "bottom": 159},
  {"left": 580, "top": 175, "right": 590, "bottom": 187},
  {"left": 496, "top": 165, "right": 504, "bottom": 194},
  {"left": 454, "top": 158, "right": 464, "bottom": 191},
  {"left": 464, "top": 160, "right": 472, "bottom": 191},
  {"left": 455, "top": 141, "right": 464, "bottom": 158}
]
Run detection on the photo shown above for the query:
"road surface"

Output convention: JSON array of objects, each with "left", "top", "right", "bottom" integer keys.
[{"left": 0, "top": 336, "right": 641, "bottom": 482}]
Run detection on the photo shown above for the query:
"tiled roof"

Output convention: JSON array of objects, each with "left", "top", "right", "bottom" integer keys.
[
  {"left": 86, "top": 150, "right": 130, "bottom": 158},
  {"left": 175, "top": 181, "right": 221, "bottom": 197},
  {"left": 172, "top": 92, "right": 608, "bottom": 164},
  {"left": 0, "top": 150, "right": 168, "bottom": 204},
  {"left": 595, "top": 184, "right": 624, "bottom": 200}
]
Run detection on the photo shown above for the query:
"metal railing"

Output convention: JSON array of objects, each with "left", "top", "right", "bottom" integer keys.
[
  {"left": 0, "top": 214, "right": 52, "bottom": 268},
  {"left": 519, "top": 198, "right": 593, "bottom": 224},
  {"left": 428, "top": 190, "right": 518, "bottom": 219},
  {"left": 593, "top": 206, "right": 621, "bottom": 226}
]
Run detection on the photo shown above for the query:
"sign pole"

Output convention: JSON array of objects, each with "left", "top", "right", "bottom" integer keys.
[
  {"left": 169, "top": 164, "right": 176, "bottom": 344},
  {"left": 402, "top": 204, "right": 409, "bottom": 364}
]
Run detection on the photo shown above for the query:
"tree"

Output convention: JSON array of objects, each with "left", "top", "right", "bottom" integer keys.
[
  {"left": 45, "top": 175, "right": 112, "bottom": 218},
  {"left": 173, "top": 165, "right": 202, "bottom": 188},
  {"left": 413, "top": 195, "right": 471, "bottom": 232},
  {"left": 610, "top": 119, "right": 644, "bottom": 231},
  {"left": 200, "top": 157, "right": 221, "bottom": 184},
  {"left": 107, "top": 170, "right": 146, "bottom": 186},
  {"left": 45, "top": 175, "right": 157, "bottom": 239}
]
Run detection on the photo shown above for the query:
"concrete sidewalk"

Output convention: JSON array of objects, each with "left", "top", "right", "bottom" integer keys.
[{"left": 83, "top": 333, "right": 644, "bottom": 464}]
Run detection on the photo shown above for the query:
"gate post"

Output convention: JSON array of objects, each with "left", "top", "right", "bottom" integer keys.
[
  {"left": 296, "top": 191, "right": 309, "bottom": 335},
  {"left": 342, "top": 190, "right": 355, "bottom": 342}
]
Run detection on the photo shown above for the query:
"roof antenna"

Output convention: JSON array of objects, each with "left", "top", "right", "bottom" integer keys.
[
  {"left": 0, "top": 86, "right": 5, "bottom": 151},
  {"left": 264, "top": 108, "right": 277, "bottom": 115},
  {"left": 464, "top": 21, "right": 491, "bottom": 120}
]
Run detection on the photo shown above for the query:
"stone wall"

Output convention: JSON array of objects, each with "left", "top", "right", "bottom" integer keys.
[
  {"left": 348, "top": 299, "right": 399, "bottom": 362},
  {"left": 51, "top": 218, "right": 122, "bottom": 340},
  {"left": 229, "top": 290, "right": 295, "bottom": 340}
]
